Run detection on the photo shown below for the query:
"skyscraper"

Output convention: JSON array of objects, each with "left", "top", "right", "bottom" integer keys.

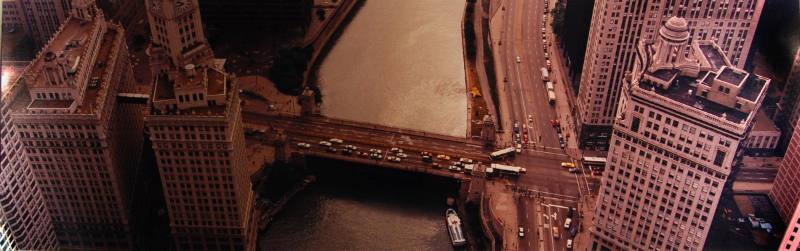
[
  {"left": 576, "top": 0, "right": 764, "bottom": 150},
  {"left": 144, "top": 0, "right": 257, "bottom": 250},
  {"left": 1, "top": 0, "right": 72, "bottom": 46},
  {"left": 0, "top": 0, "right": 144, "bottom": 249},
  {"left": 779, "top": 201, "right": 800, "bottom": 250},
  {"left": 775, "top": 48, "right": 800, "bottom": 152},
  {"left": 770, "top": 121, "right": 800, "bottom": 223},
  {"left": 592, "top": 17, "right": 769, "bottom": 250}
]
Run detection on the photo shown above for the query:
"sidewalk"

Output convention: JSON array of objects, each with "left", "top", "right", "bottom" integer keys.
[
  {"left": 488, "top": 0, "right": 514, "bottom": 148},
  {"left": 486, "top": 180, "right": 519, "bottom": 251},
  {"left": 543, "top": 2, "right": 581, "bottom": 160}
]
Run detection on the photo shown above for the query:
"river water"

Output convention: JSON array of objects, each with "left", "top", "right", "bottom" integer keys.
[
  {"left": 259, "top": 158, "right": 459, "bottom": 250},
  {"left": 317, "top": 0, "right": 467, "bottom": 138}
]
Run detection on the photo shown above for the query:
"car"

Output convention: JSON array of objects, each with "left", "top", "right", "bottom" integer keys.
[
  {"left": 559, "top": 141, "right": 566, "bottom": 149},
  {"left": 329, "top": 138, "right": 344, "bottom": 144},
  {"left": 432, "top": 162, "right": 441, "bottom": 168},
  {"left": 516, "top": 144, "right": 522, "bottom": 153},
  {"left": 344, "top": 145, "right": 358, "bottom": 151},
  {"left": 459, "top": 158, "right": 473, "bottom": 164},
  {"left": 556, "top": 126, "right": 562, "bottom": 133},
  {"left": 326, "top": 147, "right": 337, "bottom": 153},
  {"left": 453, "top": 161, "right": 464, "bottom": 167},
  {"left": 564, "top": 218, "right": 572, "bottom": 229},
  {"left": 359, "top": 151, "right": 369, "bottom": 158},
  {"left": 421, "top": 151, "right": 431, "bottom": 156},
  {"left": 561, "top": 162, "right": 576, "bottom": 168},
  {"left": 567, "top": 207, "right": 574, "bottom": 218},
  {"left": 370, "top": 153, "right": 383, "bottom": 160},
  {"left": 550, "top": 119, "right": 560, "bottom": 127},
  {"left": 552, "top": 226, "right": 560, "bottom": 239},
  {"left": 319, "top": 141, "right": 332, "bottom": 147},
  {"left": 568, "top": 168, "right": 578, "bottom": 173},
  {"left": 297, "top": 142, "right": 311, "bottom": 149},
  {"left": 528, "top": 114, "right": 533, "bottom": 122},
  {"left": 436, "top": 154, "right": 451, "bottom": 160},
  {"left": 448, "top": 165, "right": 461, "bottom": 172},
  {"left": 544, "top": 52, "right": 549, "bottom": 59},
  {"left": 516, "top": 56, "right": 521, "bottom": 63},
  {"left": 369, "top": 149, "right": 383, "bottom": 154},
  {"left": 566, "top": 239, "right": 573, "bottom": 249},
  {"left": 422, "top": 155, "right": 433, "bottom": 162},
  {"left": 397, "top": 153, "right": 408, "bottom": 158},
  {"left": 390, "top": 147, "right": 403, "bottom": 153},
  {"left": 342, "top": 149, "right": 354, "bottom": 155},
  {"left": 519, "top": 227, "right": 525, "bottom": 238},
  {"left": 387, "top": 156, "right": 401, "bottom": 162}
]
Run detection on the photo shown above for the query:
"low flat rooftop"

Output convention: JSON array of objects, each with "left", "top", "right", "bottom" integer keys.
[
  {"left": 154, "top": 72, "right": 175, "bottom": 100},
  {"left": 717, "top": 67, "right": 747, "bottom": 86},
  {"left": 738, "top": 75, "right": 767, "bottom": 102},
  {"left": 651, "top": 69, "right": 679, "bottom": 82},
  {"left": 638, "top": 76, "right": 748, "bottom": 124},
  {"left": 752, "top": 109, "right": 779, "bottom": 132},
  {"left": 699, "top": 44, "right": 726, "bottom": 70},
  {"left": 207, "top": 68, "right": 226, "bottom": 95}
]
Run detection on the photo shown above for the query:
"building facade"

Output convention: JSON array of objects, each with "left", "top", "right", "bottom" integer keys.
[
  {"left": 1, "top": 0, "right": 143, "bottom": 249},
  {"left": 1, "top": 0, "right": 71, "bottom": 46},
  {"left": 743, "top": 110, "right": 781, "bottom": 156},
  {"left": 775, "top": 48, "right": 800, "bottom": 153},
  {"left": 591, "top": 17, "right": 768, "bottom": 250},
  {"left": 780, "top": 201, "right": 800, "bottom": 250},
  {"left": 144, "top": 0, "right": 257, "bottom": 250},
  {"left": 770, "top": 122, "right": 800, "bottom": 223},
  {"left": 576, "top": 0, "right": 764, "bottom": 150}
]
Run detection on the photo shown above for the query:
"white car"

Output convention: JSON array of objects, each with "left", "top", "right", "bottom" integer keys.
[
  {"left": 459, "top": 158, "right": 473, "bottom": 164},
  {"left": 528, "top": 114, "right": 533, "bottom": 122},
  {"left": 519, "top": 227, "right": 525, "bottom": 238},
  {"left": 329, "top": 138, "right": 344, "bottom": 144},
  {"left": 319, "top": 141, "right": 332, "bottom": 147},
  {"left": 566, "top": 239, "right": 573, "bottom": 249},
  {"left": 390, "top": 147, "right": 403, "bottom": 153},
  {"left": 397, "top": 153, "right": 408, "bottom": 158},
  {"left": 297, "top": 142, "right": 311, "bottom": 149},
  {"left": 388, "top": 156, "right": 401, "bottom": 162},
  {"left": 564, "top": 218, "right": 572, "bottom": 229},
  {"left": 344, "top": 145, "right": 358, "bottom": 151}
]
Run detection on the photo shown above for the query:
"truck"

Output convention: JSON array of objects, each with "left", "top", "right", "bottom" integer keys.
[
  {"left": 547, "top": 90, "right": 556, "bottom": 105},
  {"left": 541, "top": 67, "right": 549, "bottom": 81}
]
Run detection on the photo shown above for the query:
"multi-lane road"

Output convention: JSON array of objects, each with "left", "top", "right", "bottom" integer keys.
[{"left": 499, "top": 0, "right": 561, "bottom": 151}]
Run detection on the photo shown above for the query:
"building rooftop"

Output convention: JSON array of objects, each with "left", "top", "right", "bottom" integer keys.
[
  {"left": 699, "top": 44, "right": 726, "bottom": 70},
  {"left": 752, "top": 109, "right": 779, "bottom": 133},
  {"left": 638, "top": 76, "right": 749, "bottom": 124},
  {"left": 651, "top": 69, "right": 679, "bottom": 82},
  {"left": 739, "top": 75, "right": 767, "bottom": 102},
  {"left": 717, "top": 67, "right": 747, "bottom": 86},
  {"left": 207, "top": 69, "right": 226, "bottom": 95},
  {"left": 10, "top": 15, "right": 123, "bottom": 116},
  {"left": 151, "top": 65, "right": 232, "bottom": 116}
]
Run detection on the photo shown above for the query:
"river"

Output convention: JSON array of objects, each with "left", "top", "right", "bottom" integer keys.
[
  {"left": 259, "top": 158, "right": 460, "bottom": 250},
  {"left": 317, "top": 0, "right": 467, "bottom": 138}
]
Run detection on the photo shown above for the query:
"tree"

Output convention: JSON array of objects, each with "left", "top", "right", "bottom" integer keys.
[
  {"left": 550, "top": 0, "right": 566, "bottom": 42},
  {"left": 268, "top": 46, "right": 312, "bottom": 95}
]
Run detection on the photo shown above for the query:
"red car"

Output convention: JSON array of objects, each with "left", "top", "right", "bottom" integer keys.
[{"left": 550, "top": 119, "right": 560, "bottom": 127}]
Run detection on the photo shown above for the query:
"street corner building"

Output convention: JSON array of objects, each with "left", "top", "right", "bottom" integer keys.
[
  {"left": 591, "top": 17, "right": 769, "bottom": 250},
  {"left": 1, "top": 0, "right": 145, "bottom": 249},
  {"left": 575, "top": 0, "right": 764, "bottom": 150},
  {"left": 143, "top": 0, "right": 257, "bottom": 250}
]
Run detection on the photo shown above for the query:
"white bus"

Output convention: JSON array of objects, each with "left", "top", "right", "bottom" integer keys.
[
  {"left": 490, "top": 147, "right": 516, "bottom": 160},
  {"left": 489, "top": 163, "right": 526, "bottom": 175},
  {"left": 582, "top": 156, "right": 607, "bottom": 169},
  {"left": 541, "top": 67, "right": 549, "bottom": 81}
]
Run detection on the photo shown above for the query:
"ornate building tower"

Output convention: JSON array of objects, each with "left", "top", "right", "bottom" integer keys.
[
  {"left": 1, "top": 0, "right": 143, "bottom": 249},
  {"left": 144, "top": 1, "right": 257, "bottom": 250},
  {"left": 145, "top": 0, "right": 215, "bottom": 71}
]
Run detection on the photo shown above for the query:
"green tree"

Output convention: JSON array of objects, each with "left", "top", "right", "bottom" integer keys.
[
  {"left": 550, "top": 0, "right": 566, "bottom": 42},
  {"left": 268, "top": 46, "right": 312, "bottom": 95}
]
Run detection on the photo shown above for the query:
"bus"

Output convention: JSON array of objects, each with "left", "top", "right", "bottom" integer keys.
[
  {"left": 582, "top": 156, "right": 607, "bottom": 171},
  {"left": 489, "top": 147, "right": 516, "bottom": 160},
  {"left": 541, "top": 67, "right": 549, "bottom": 81},
  {"left": 489, "top": 163, "right": 526, "bottom": 176}
]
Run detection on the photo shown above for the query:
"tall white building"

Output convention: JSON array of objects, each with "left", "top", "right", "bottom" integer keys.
[
  {"left": 1, "top": 0, "right": 144, "bottom": 249},
  {"left": 576, "top": 0, "right": 764, "bottom": 150},
  {"left": 144, "top": 0, "right": 257, "bottom": 250},
  {"left": 591, "top": 17, "right": 769, "bottom": 250}
]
